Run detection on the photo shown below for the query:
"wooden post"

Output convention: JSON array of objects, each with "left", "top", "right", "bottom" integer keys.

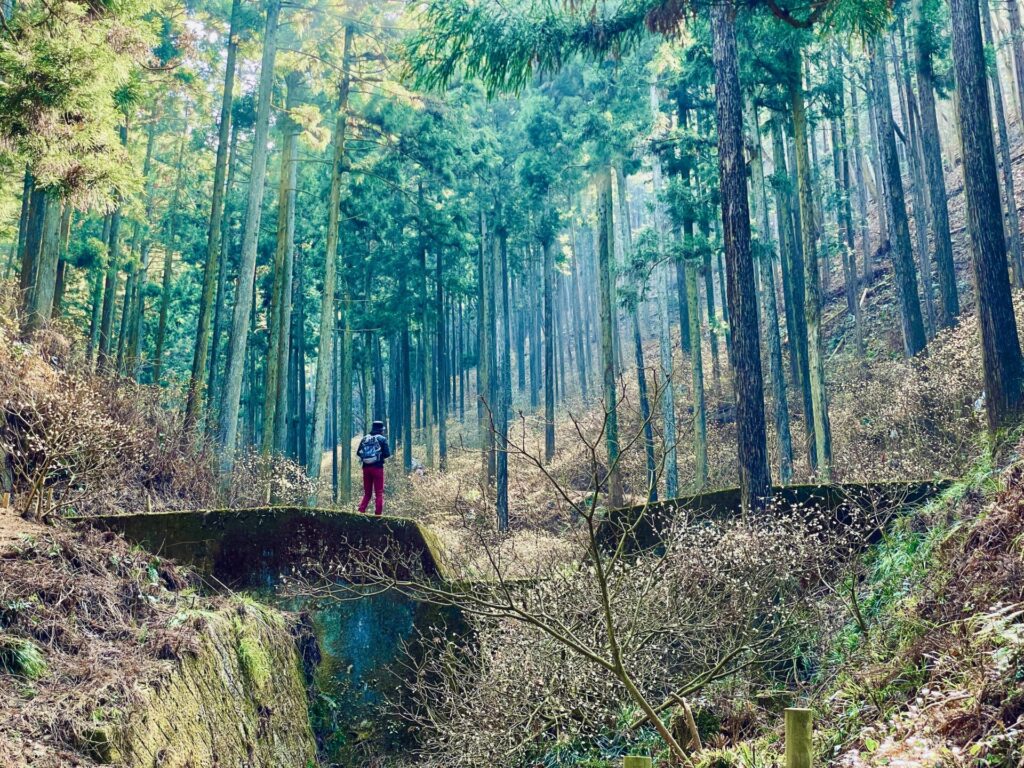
[
  {"left": 624, "top": 757, "right": 652, "bottom": 768},
  {"left": 785, "top": 707, "right": 813, "bottom": 768}
]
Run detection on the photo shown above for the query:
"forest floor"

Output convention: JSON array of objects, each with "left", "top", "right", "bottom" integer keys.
[
  {"left": 0, "top": 503, "right": 41, "bottom": 554},
  {"left": 0, "top": 520, "right": 214, "bottom": 767},
  {"left": 363, "top": 115, "right": 1024, "bottom": 567}
]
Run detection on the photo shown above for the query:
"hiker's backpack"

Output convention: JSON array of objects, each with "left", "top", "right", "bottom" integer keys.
[{"left": 359, "top": 434, "right": 382, "bottom": 465}]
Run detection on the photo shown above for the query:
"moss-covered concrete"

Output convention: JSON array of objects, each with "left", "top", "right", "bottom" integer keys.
[
  {"left": 115, "top": 602, "right": 316, "bottom": 768},
  {"left": 598, "top": 480, "right": 950, "bottom": 553},
  {"left": 85, "top": 506, "right": 452, "bottom": 586},
  {"left": 82, "top": 508, "right": 465, "bottom": 764}
]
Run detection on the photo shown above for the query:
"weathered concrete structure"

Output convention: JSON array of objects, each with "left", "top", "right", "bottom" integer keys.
[{"left": 85, "top": 508, "right": 462, "bottom": 765}]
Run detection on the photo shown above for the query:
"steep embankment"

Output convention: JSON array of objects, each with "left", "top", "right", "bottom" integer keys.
[
  {"left": 815, "top": 440, "right": 1024, "bottom": 767},
  {"left": 0, "top": 520, "right": 317, "bottom": 767}
]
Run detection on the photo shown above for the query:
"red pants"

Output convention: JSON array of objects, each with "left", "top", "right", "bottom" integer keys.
[{"left": 358, "top": 465, "right": 385, "bottom": 516}]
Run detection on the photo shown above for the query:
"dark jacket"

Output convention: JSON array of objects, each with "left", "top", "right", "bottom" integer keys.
[{"left": 357, "top": 433, "right": 391, "bottom": 465}]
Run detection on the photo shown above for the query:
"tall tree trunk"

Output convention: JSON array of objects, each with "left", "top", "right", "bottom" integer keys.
[
  {"left": 495, "top": 228, "right": 511, "bottom": 530},
  {"left": 273, "top": 156, "right": 296, "bottom": 457},
  {"left": 597, "top": 166, "right": 623, "bottom": 507},
  {"left": 894, "top": 22, "right": 937, "bottom": 339},
  {"left": 478, "top": 210, "right": 494, "bottom": 491},
  {"left": 24, "top": 193, "right": 61, "bottom": 333},
  {"left": 308, "top": 24, "right": 353, "bottom": 489},
  {"left": 981, "top": 0, "right": 1024, "bottom": 289},
  {"left": 847, "top": 70, "right": 873, "bottom": 288},
  {"left": 126, "top": 110, "right": 160, "bottom": 382},
  {"left": 832, "top": 54, "right": 864, "bottom": 353},
  {"left": 87, "top": 249, "right": 104, "bottom": 365},
  {"left": 98, "top": 123, "right": 130, "bottom": 371},
  {"left": 437, "top": 249, "right": 448, "bottom": 472},
  {"left": 207, "top": 118, "right": 241, "bottom": 428},
  {"left": 153, "top": 119, "right": 189, "bottom": 383},
  {"left": 771, "top": 116, "right": 812, "bottom": 418},
  {"left": 420, "top": 204, "right": 434, "bottom": 472},
  {"left": 568, "top": 212, "right": 590, "bottom": 399},
  {"left": 746, "top": 98, "right": 794, "bottom": 484},
  {"left": 114, "top": 220, "right": 138, "bottom": 373},
  {"left": 52, "top": 204, "right": 71, "bottom": 318},
  {"left": 649, "top": 87, "right": 678, "bottom": 498},
  {"left": 401, "top": 315, "right": 412, "bottom": 473},
  {"left": 866, "top": 63, "right": 890, "bottom": 263},
  {"left": 711, "top": 3, "right": 771, "bottom": 510},
  {"left": 697, "top": 180, "right": 722, "bottom": 387},
  {"left": 294, "top": 254, "right": 308, "bottom": 467},
  {"left": 529, "top": 246, "right": 541, "bottom": 410},
  {"left": 542, "top": 234, "right": 555, "bottom": 463},
  {"left": 914, "top": 0, "right": 961, "bottom": 326},
  {"left": 1004, "top": 0, "right": 1024, "bottom": 127},
  {"left": 18, "top": 186, "right": 46, "bottom": 315},
  {"left": 685, "top": 256, "right": 708, "bottom": 490},
  {"left": 262, "top": 72, "right": 300, "bottom": 457},
  {"left": 791, "top": 49, "right": 833, "bottom": 479},
  {"left": 185, "top": 0, "right": 241, "bottom": 430},
  {"left": 458, "top": 300, "right": 466, "bottom": 421},
  {"left": 217, "top": 0, "right": 281, "bottom": 471},
  {"left": 331, "top": 315, "right": 339, "bottom": 503},
  {"left": 949, "top": 0, "right": 1024, "bottom": 432},
  {"left": 5, "top": 169, "right": 32, "bottom": 281},
  {"left": 630, "top": 306, "right": 658, "bottom": 503},
  {"left": 97, "top": 191, "right": 123, "bottom": 371},
  {"left": 870, "top": 37, "right": 929, "bottom": 357}
]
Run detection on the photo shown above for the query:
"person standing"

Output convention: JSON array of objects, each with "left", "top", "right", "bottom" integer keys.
[{"left": 356, "top": 420, "right": 390, "bottom": 516}]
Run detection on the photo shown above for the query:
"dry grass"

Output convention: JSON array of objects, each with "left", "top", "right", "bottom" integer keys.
[
  {"left": 0, "top": 279, "right": 321, "bottom": 519},
  {"left": 0, "top": 524, "right": 207, "bottom": 766}
]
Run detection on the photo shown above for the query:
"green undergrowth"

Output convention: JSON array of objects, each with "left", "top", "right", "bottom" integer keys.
[
  {"left": 0, "top": 636, "right": 47, "bottom": 679},
  {"left": 815, "top": 433, "right": 1017, "bottom": 759},
  {"left": 522, "top": 722, "right": 665, "bottom": 768}
]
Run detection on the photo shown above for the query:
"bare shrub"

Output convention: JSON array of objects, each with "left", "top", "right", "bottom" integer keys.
[
  {"left": 388, "top": 513, "right": 834, "bottom": 768},
  {"left": 225, "top": 450, "right": 325, "bottom": 508},
  {"left": 0, "top": 527, "right": 199, "bottom": 764},
  {"left": 827, "top": 318, "right": 986, "bottom": 483},
  {"left": 288, "top": 410, "right": 859, "bottom": 767},
  {"left": 0, "top": 327, "right": 220, "bottom": 518}
]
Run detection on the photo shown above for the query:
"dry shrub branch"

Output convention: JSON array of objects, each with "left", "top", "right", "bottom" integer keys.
[
  {"left": 287, "top": 409, "right": 873, "bottom": 767},
  {"left": 0, "top": 287, "right": 319, "bottom": 517}
]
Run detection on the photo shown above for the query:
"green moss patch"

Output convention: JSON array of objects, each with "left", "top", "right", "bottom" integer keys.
[{"left": 236, "top": 630, "right": 272, "bottom": 691}]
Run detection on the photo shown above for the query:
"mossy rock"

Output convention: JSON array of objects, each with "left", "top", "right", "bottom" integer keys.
[
  {"left": 77, "top": 725, "right": 122, "bottom": 764},
  {"left": 80, "top": 507, "right": 468, "bottom": 763}
]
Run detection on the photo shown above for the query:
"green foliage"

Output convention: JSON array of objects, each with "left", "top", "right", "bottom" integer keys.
[
  {"left": 818, "top": 447, "right": 1001, "bottom": 752},
  {"left": 0, "top": 636, "right": 48, "bottom": 679},
  {"left": 68, "top": 236, "right": 108, "bottom": 269},
  {"left": 525, "top": 724, "right": 665, "bottom": 768},
  {"left": 694, "top": 743, "right": 775, "bottom": 768},
  {"left": 403, "top": 0, "right": 660, "bottom": 97},
  {"left": 0, "top": 0, "right": 160, "bottom": 202},
  {"left": 817, "top": 0, "right": 892, "bottom": 39}
]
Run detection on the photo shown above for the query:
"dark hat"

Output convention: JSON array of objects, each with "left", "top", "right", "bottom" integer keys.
[{"left": 371, "top": 420, "right": 385, "bottom": 434}]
